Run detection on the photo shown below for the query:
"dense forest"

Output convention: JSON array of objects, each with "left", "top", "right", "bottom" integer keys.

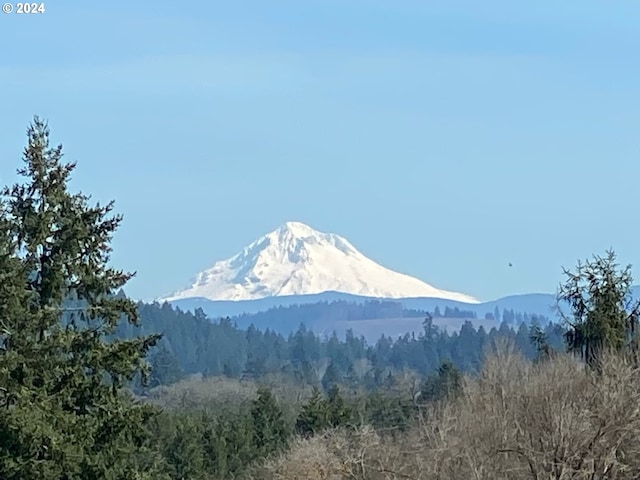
[
  {"left": 229, "top": 299, "right": 538, "bottom": 327},
  {"left": 3, "top": 118, "right": 640, "bottom": 479},
  {"left": 224, "top": 298, "right": 541, "bottom": 333},
  {"left": 122, "top": 299, "right": 563, "bottom": 390}
]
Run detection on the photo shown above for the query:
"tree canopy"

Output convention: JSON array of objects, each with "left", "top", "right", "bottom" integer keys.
[
  {"left": 0, "top": 117, "right": 163, "bottom": 479},
  {"left": 558, "top": 249, "right": 640, "bottom": 368}
]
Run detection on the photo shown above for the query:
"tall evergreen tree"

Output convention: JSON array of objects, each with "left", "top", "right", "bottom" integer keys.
[
  {"left": 0, "top": 117, "right": 164, "bottom": 479},
  {"left": 325, "top": 384, "right": 352, "bottom": 428},
  {"left": 148, "top": 344, "right": 184, "bottom": 388},
  {"left": 251, "top": 387, "right": 289, "bottom": 457},
  {"left": 295, "top": 387, "right": 329, "bottom": 438},
  {"left": 420, "top": 361, "right": 463, "bottom": 404},
  {"left": 558, "top": 249, "right": 640, "bottom": 369},
  {"left": 321, "top": 359, "right": 340, "bottom": 392}
]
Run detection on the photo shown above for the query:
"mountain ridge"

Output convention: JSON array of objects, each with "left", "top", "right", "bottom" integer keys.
[
  {"left": 162, "top": 286, "right": 640, "bottom": 340},
  {"left": 165, "top": 290, "right": 560, "bottom": 322}
]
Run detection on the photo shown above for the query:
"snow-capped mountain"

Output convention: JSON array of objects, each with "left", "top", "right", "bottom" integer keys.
[{"left": 158, "top": 221, "right": 478, "bottom": 304}]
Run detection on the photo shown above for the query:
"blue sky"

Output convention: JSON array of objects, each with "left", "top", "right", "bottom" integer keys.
[{"left": 2, "top": 0, "right": 640, "bottom": 302}]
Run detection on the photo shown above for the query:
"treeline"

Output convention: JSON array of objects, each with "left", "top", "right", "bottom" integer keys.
[
  {"left": 116, "top": 300, "right": 564, "bottom": 389},
  {"left": 227, "top": 299, "right": 544, "bottom": 332}
]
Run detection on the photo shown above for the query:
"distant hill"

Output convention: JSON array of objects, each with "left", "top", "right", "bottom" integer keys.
[
  {"left": 167, "top": 290, "right": 556, "bottom": 321},
  {"left": 164, "top": 292, "right": 553, "bottom": 340},
  {"left": 162, "top": 286, "right": 640, "bottom": 340}
]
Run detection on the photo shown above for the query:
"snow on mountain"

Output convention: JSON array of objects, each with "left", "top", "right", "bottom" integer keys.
[{"left": 158, "top": 221, "right": 479, "bottom": 304}]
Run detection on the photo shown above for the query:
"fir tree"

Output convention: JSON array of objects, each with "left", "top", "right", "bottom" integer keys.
[
  {"left": 0, "top": 117, "right": 164, "bottom": 479},
  {"left": 251, "top": 387, "right": 289, "bottom": 457},
  {"left": 558, "top": 249, "right": 640, "bottom": 369},
  {"left": 295, "top": 387, "right": 329, "bottom": 437},
  {"left": 322, "top": 359, "right": 340, "bottom": 392},
  {"left": 164, "top": 419, "right": 205, "bottom": 479},
  {"left": 420, "top": 361, "right": 463, "bottom": 404},
  {"left": 326, "top": 384, "right": 352, "bottom": 428},
  {"left": 148, "top": 344, "right": 184, "bottom": 388}
]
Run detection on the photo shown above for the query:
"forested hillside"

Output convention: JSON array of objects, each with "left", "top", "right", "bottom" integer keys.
[
  {"left": 228, "top": 299, "right": 541, "bottom": 332},
  {"left": 117, "top": 300, "right": 564, "bottom": 389}
]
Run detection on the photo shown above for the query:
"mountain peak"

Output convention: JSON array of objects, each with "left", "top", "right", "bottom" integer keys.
[
  {"left": 269, "top": 221, "right": 357, "bottom": 257},
  {"left": 159, "top": 222, "right": 478, "bottom": 304},
  {"left": 279, "top": 221, "right": 316, "bottom": 235}
]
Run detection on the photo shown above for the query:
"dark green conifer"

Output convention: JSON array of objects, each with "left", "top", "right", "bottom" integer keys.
[
  {"left": 326, "top": 384, "right": 352, "bottom": 428},
  {"left": 420, "top": 361, "right": 463, "bottom": 404},
  {"left": 0, "top": 117, "right": 164, "bottom": 479},
  {"left": 322, "top": 359, "right": 340, "bottom": 392},
  {"left": 295, "top": 386, "right": 329, "bottom": 437},
  {"left": 251, "top": 387, "right": 289, "bottom": 457},
  {"left": 148, "top": 344, "right": 184, "bottom": 388},
  {"left": 558, "top": 250, "right": 640, "bottom": 369}
]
